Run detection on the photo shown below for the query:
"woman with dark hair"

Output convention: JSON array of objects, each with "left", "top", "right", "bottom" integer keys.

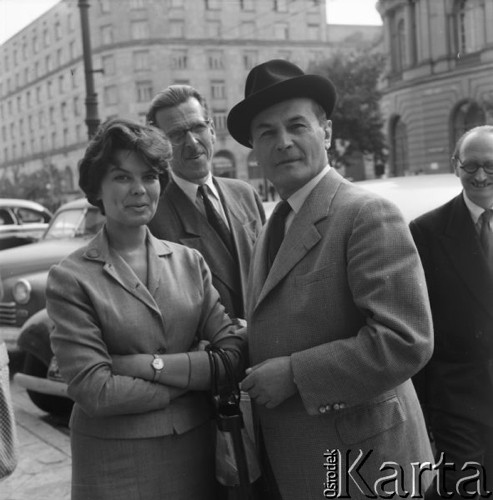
[{"left": 46, "top": 118, "right": 244, "bottom": 500}]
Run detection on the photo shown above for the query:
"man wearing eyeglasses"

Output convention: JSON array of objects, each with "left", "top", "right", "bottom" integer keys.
[
  {"left": 146, "top": 85, "right": 265, "bottom": 321},
  {"left": 410, "top": 125, "right": 493, "bottom": 499}
]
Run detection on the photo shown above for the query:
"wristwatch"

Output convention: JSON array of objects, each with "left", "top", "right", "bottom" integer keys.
[{"left": 151, "top": 354, "right": 164, "bottom": 382}]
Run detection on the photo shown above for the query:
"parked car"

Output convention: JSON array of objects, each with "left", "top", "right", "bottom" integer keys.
[
  {"left": 0, "top": 198, "right": 52, "bottom": 250},
  {"left": 12, "top": 173, "right": 462, "bottom": 417},
  {"left": 0, "top": 198, "right": 104, "bottom": 414}
]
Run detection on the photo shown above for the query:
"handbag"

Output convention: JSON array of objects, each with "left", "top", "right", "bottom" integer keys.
[
  {"left": 0, "top": 342, "right": 18, "bottom": 480},
  {"left": 206, "top": 344, "right": 261, "bottom": 500}
]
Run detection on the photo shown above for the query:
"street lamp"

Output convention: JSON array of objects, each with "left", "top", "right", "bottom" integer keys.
[{"left": 78, "top": 0, "right": 100, "bottom": 139}]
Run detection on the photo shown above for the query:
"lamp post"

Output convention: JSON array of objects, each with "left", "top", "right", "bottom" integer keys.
[{"left": 78, "top": 0, "right": 100, "bottom": 139}]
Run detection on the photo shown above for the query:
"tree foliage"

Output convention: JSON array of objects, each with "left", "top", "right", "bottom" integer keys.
[{"left": 310, "top": 50, "right": 387, "bottom": 169}]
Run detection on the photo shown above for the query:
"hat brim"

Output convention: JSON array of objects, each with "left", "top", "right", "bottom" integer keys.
[{"left": 227, "top": 74, "right": 336, "bottom": 148}]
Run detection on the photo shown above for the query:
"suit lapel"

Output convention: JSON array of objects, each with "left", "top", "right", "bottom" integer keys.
[
  {"left": 166, "top": 180, "right": 239, "bottom": 293},
  {"left": 441, "top": 195, "right": 493, "bottom": 318},
  {"left": 253, "top": 170, "right": 344, "bottom": 310},
  {"left": 84, "top": 228, "right": 166, "bottom": 315}
]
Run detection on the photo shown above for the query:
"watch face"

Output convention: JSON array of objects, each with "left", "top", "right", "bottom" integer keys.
[{"left": 152, "top": 357, "right": 164, "bottom": 370}]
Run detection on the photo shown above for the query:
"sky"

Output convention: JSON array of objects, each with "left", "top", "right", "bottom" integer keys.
[{"left": 0, "top": 0, "right": 382, "bottom": 45}]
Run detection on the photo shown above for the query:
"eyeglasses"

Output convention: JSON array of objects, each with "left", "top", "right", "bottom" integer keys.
[
  {"left": 165, "top": 119, "right": 212, "bottom": 145},
  {"left": 455, "top": 158, "right": 493, "bottom": 175}
]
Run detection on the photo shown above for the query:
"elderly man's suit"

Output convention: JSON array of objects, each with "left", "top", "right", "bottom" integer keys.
[
  {"left": 149, "top": 177, "right": 265, "bottom": 318},
  {"left": 247, "top": 169, "right": 434, "bottom": 500},
  {"left": 410, "top": 194, "right": 493, "bottom": 494}
]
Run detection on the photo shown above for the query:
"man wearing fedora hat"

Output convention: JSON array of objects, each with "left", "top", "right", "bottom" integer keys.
[{"left": 229, "top": 59, "right": 434, "bottom": 499}]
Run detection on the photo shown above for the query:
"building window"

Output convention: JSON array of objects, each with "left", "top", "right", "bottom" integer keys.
[
  {"left": 47, "top": 80, "right": 53, "bottom": 98},
  {"left": 273, "top": 0, "right": 287, "bottom": 12},
  {"left": 208, "top": 50, "right": 224, "bottom": 70},
  {"left": 390, "top": 13, "right": 406, "bottom": 74},
  {"left": 102, "top": 54, "right": 115, "bottom": 75},
  {"left": 101, "top": 25, "right": 113, "bottom": 45},
  {"left": 205, "top": 0, "right": 221, "bottom": 10},
  {"left": 58, "top": 74, "right": 65, "bottom": 94},
  {"left": 211, "top": 80, "right": 226, "bottom": 100},
  {"left": 456, "top": 0, "right": 485, "bottom": 55},
  {"left": 49, "top": 106, "right": 56, "bottom": 124},
  {"left": 33, "top": 35, "right": 39, "bottom": 54},
  {"left": 69, "top": 40, "right": 77, "bottom": 59},
  {"left": 240, "top": 0, "right": 254, "bottom": 10},
  {"left": 55, "top": 21, "right": 62, "bottom": 40},
  {"left": 390, "top": 116, "right": 409, "bottom": 176},
  {"left": 131, "top": 20, "right": 148, "bottom": 40},
  {"left": 451, "top": 100, "right": 486, "bottom": 147},
  {"left": 243, "top": 50, "right": 258, "bottom": 70},
  {"left": 104, "top": 85, "right": 118, "bottom": 105},
  {"left": 170, "top": 20, "right": 185, "bottom": 37},
  {"left": 133, "top": 50, "right": 150, "bottom": 72},
  {"left": 43, "top": 28, "right": 50, "bottom": 47},
  {"left": 100, "top": 0, "right": 111, "bottom": 13},
  {"left": 36, "top": 86, "right": 42, "bottom": 103},
  {"left": 73, "top": 96, "right": 80, "bottom": 116},
  {"left": 130, "top": 0, "right": 145, "bottom": 8},
  {"left": 307, "top": 23, "right": 319, "bottom": 40},
  {"left": 212, "top": 110, "right": 227, "bottom": 132},
  {"left": 136, "top": 81, "right": 153, "bottom": 102},
  {"left": 39, "top": 110, "right": 45, "bottom": 128},
  {"left": 171, "top": 50, "right": 188, "bottom": 69},
  {"left": 57, "top": 48, "right": 64, "bottom": 66},
  {"left": 46, "top": 54, "right": 53, "bottom": 72},
  {"left": 61, "top": 102, "right": 68, "bottom": 121},
  {"left": 274, "top": 23, "right": 289, "bottom": 40}
]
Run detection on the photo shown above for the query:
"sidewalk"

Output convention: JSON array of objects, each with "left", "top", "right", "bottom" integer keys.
[{"left": 0, "top": 378, "right": 71, "bottom": 500}]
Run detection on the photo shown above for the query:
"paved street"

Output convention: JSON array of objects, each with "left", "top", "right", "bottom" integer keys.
[{"left": 0, "top": 378, "right": 71, "bottom": 500}]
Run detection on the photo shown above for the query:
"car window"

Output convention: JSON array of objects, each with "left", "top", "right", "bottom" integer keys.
[
  {"left": 0, "top": 209, "right": 14, "bottom": 225},
  {"left": 44, "top": 207, "right": 104, "bottom": 240},
  {"left": 15, "top": 207, "right": 48, "bottom": 224}
]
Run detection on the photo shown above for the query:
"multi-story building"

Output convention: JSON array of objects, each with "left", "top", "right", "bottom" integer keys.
[
  {"left": 377, "top": 0, "right": 493, "bottom": 176},
  {"left": 0, "top": 0, "right": 339, "bottom": 199}
]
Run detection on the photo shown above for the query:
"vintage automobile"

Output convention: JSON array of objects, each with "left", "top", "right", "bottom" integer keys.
[
  {"left": 11, "top": 173, "right": 462, "bottom": 417},
  {"left": 1, "top": 198, "right": 105, "bottom": 414},
  {"left": 0, "top": 198, "right": 52, "bottom": 250}
]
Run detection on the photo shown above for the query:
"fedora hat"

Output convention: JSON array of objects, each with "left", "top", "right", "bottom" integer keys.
[{"left": 227, "top": 59, "right": 336, "bottom": 148}]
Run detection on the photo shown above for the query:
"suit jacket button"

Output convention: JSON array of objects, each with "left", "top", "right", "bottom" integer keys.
[
  {"left": 333, "top": 403, "right": 340, "bottom": 410},
  {"left": 319, "top": 405, "right": 327, "bottom": 414}
]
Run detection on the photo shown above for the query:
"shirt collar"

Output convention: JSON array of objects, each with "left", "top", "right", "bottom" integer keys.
[
  {"left": 170, "top": 171, "right": 218, "bottom": 203},
  {"left": 462, "top": 191, "right": 493, "bottom": 224},
  {"left": 285, "top": 164, "right": 331, "bottom": 213}
]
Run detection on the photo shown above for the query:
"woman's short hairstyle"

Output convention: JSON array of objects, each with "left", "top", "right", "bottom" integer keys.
[{"left": 78, "top": 118, "right": 172, "bottom": 213}]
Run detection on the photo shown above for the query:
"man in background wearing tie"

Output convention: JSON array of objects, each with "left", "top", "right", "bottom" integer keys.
[
  {"left": 229, "top": 59, "right": 434, "bottom": 500},
  {"left": 146, "top": 85, "right": 265, "bottom": 320},
  {"left": 410, "top": 125, "right": 493, "bottom": 499}
]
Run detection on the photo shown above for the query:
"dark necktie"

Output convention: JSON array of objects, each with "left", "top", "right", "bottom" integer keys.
[
  {"left": 198, "top": 184, "right": 234, "bottom": 254},
  {"left": 479, "top": 209, "right": 493, "bottom": 270},
  {"left": 266, "top": 200, "right": 291, "bottom": 269}
]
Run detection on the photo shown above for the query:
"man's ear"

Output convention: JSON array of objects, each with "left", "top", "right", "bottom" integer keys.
[{"left": 324, "top": 120, "right": 332, "bottom": 150}]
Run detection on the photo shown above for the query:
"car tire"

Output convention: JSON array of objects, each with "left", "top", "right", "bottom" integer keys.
[{"left": 22, "top": 353, "right": 73, "bottom": 417}]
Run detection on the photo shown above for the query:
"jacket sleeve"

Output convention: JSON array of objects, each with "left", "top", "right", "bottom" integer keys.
[
  {"left": 291, "top": 197, "right": 434, "bottom": 414},
  {"left": 188, "top": 250, "right": 246, "bottom": 386},
  {"left": 47, "top": 263, "right": 172, "bottom": 418}
]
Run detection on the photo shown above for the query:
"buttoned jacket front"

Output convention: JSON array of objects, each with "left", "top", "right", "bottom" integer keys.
[
  {"left": 46, "top": 227, "right": 243, "bottom": 440},
  {"left": 247, "top": 169, "right": 434, "bottom": 499},
  {"left": 148, "top": 176, "right": 265, "bottom": 318},
  {"left": 410, "top": 194, "right": 493, "bottom": 426}
]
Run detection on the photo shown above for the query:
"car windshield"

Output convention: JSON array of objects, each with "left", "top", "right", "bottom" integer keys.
[{"left": 44, "top": 207, "right": 105, "bottom": 240}]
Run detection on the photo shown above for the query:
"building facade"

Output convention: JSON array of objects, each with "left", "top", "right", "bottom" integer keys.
[
  {"left": 377, "top": 0, "right": 493, "bottom": 176},
  {"left": 0, "top": 0, "right": 339, "bottom": 200}
]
